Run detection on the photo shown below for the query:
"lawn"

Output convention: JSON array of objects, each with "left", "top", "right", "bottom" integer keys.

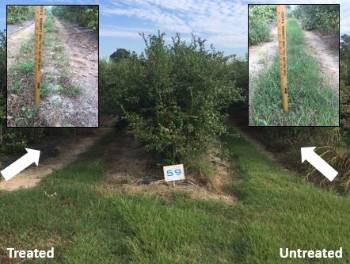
[
  {"left": 0, "top": 130, "right": 349, "bottom": 263},
  {"left": 250, "top": 19, "right": 339, "bottom": 126}
]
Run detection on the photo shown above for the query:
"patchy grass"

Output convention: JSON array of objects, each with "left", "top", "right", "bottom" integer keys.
[
  {"left": 19, "top": 40, "right": 32, "bottom": 54},
  {"left": 42, "top": 11, "right": 79, "bottom": 99},
  {"left": 40, "top": 81, "right": 50, "bottom": 98},
  {"left": 0, "top": 139, "right": 238, "bottom": 263},
  {"left": 7, "top": 33, "right": 36, "bottom": 126},
  {"left": 7, "top": 9, "right": 82, "bottom": 127},
  {"left": 15, "top": 59, "right": 34, "bottom": 74},
  {"left": 8, "top": 79, "right": 21, "bottom": 92},
  {"left": 44, "top": 14, "right": 57, "bottom": 33},
  {"left": 16, "top": 105, "right": 39, "bottom": 126},
  {"left": 61, "top": 84, "right": 81, "bottom": 98},
  {"left": 250, "top": 19, "right": 339, "bottom": 126},
  {"left": 0, "top": 130, "right": 349, "bottom": 262}
]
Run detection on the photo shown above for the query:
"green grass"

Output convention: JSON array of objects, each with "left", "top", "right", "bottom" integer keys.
[
  {"left": 40, "top": 81, "right": 50, "bottom": 97},
  {"left": 44, "top": 14, "right": 57, "bottom": 33},
  {"left": 224, "top": 133, "right": 350, "bottom": 263},
  {"left": 16, "top": 105, "right": 39, "bottom": 126},
  {"left": 61, "top": 84, "right": 81, "bottom": 98},
  {"left": 42, "top": 11, "right": 79, "bottom": 100},
  {"left": 0, "top": 131, "right": 349, "bottom": 263},
  {"left": 9, "top": 79, "right": 21, "bottom": 92},
  {"left": 250, "top": 19, "right": 339, "bottom": 126},
  {"left": 15, "top": 60, "right": 34, "bottom": 75},
  {"left": 0, "top": 139, "right": 238, "bottom": 263},
  {"left": 7, "top": 33, "right": 36, "bottom": 126},
  {"left": 20, "top": 40, "right": 32, "bottom": 54}
]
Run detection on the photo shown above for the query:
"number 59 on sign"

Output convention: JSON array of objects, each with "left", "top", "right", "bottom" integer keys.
[{"left": 163, "top": 164, "right": 185, "bottom": 182}]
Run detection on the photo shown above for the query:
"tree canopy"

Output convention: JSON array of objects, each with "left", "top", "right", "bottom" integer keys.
[
  {"left": 110, "top": 48, "right": 131, "bottom": 62},
  {"left": 52, "top": 6, "right": 98, "bottom": 31},
  {"left": 294, "top": 5, "right": 339, "bottom": 34},
  {"left": 100, "top": 33, "right": 244, "bottom": 163},
  {"left": 7, "top": 6, "right": 35, "bottom": 24}
]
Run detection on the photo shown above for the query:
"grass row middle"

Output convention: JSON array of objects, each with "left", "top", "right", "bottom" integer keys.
[{"left": 250, "top": 19, "right": 339, "bottom": 126}]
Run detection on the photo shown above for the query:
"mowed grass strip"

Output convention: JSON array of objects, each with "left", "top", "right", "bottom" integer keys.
[
  {"left": 250, "top": 19, "right": 339, "bottom": 126},
  {"left": 0, "top": 132, "right": 349, "bottom": 263},
  {"left": 0, "top": 136, "right": 239, "bottom": 263},
  {"left": 225, "top": 133, "right": 350, "bottom": 263}
]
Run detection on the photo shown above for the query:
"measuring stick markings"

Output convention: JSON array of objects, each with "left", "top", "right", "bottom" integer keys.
[
  {"left": 277, "top": 5, "right": 288, "bottom": 112},
  {"left": 34, "top": 6, "right": 44, "bottom": 105}
]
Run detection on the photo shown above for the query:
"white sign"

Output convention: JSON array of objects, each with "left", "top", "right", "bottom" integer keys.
[{"left": 163, "top": 164, "right": 185, "bottom": 182}]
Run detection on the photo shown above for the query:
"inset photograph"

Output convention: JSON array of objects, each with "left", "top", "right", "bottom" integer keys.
[
  {"left": 249, "top": 4, "right": 339, "bottom": 126},
  {"left": 7, "top": 5, "right": 98, "bottom": 127}
]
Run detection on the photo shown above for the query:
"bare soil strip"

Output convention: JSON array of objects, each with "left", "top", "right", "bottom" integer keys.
[
  {"left": 7, "top": 20, "right": 34, "bottom": 35},
  {"left": 249, "top": 26, "right": 277, "bottom": 106},
  {"left": 43, "top": 18, "right": 98, "bottom": 127},
  {"left": 7, "top": 23, "right": 34, "bottom": 70},
  {"left": 100, "top": 131, "right": 236, "bottom": 204},
  {"left": 0, "top": 128, "right": 110, "bottom": 191},
  {"left": 1, "top": 114, "right": 235, "bottom": 204},
  {"left": 303, "top": 30, "right": 339, "bottom": 94}
]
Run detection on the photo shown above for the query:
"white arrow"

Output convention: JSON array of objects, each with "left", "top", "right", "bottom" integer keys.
[
  {"left": 301, "top": 147, "right": 338, "bottom": 182},
  {"left": 1, "top": 148, "right": 40, "bottom": 181}
]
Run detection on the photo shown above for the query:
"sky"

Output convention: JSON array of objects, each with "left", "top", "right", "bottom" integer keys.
[{"left": 1, "top": 0, "right": 348, "bottom": 58}]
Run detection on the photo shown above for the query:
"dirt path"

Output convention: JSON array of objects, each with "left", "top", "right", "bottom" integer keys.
[
  {"left": 249, "top": 26, "right": 277, "bottom": 106},
  {"left": 303, "top": 30, "right": 339, "bottom": 94},
  {"left": 7, "top": 23, "right": 36, "bottom": 127},
  {"left": 7, "top": 22, "right": 34, "bottom": 68},
  {"left": 0, "top": 117, "right": 116, "bottom": 191},
  {"left": 38, "top": 17, "right": 98, "bottom": 127},
  {"left": 0, "top": 128, "right": 111, "bottom": 191},
  {"left": 99, "top": 131, "right": 235, "bottom": 204},
  {"left": 55, "top": 17, "right": 97, "bottom": 126},
  {"left": 0, "top": 125, "right": 235, "bottom": 204},
  {"left": 7, "top": 20, "right": 34, "bottom": 35}
]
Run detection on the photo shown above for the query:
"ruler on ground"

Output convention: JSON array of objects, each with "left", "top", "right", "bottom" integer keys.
[
  {"left": 276, "top": 5, "right": 288, "bottom": 112},
  {"left": 34, "top": 6, "right": 44, "bottom": 105}
]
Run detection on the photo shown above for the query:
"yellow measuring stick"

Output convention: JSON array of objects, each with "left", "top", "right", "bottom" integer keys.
[
  {"left": 34, "top": 6, "right": 44, "bottom": 105},
  {"left": 276, "top": 5, "right": 288, "bottom": 112}
]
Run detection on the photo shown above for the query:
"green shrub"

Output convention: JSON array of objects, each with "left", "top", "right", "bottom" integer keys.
[
  {"left": 248, "top": 5, "right": 275, "bottom": 46},
  {"left": 7, "top": 6, "right": 34, "bottom": 24},
  {"left": 249, "top": 5, "right": 276, "bottom": 21},
  {"left": 249, "top": 17, "right": 271, "bottom": 46},
  {"left": 100, "top": 33, "right": 243, "bottom": 163},
  {"left": 294, "top": 5, "right": 339, "bottom": 34},
  {"left": 52, "top": 6, "right": 98, "bottom": 31}
]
